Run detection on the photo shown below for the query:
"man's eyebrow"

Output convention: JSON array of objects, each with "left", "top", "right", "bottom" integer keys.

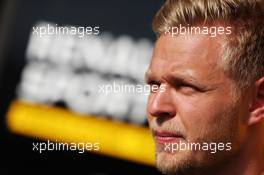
[
  {"left": 145, "top": 70, "right": 200, "bottom": 84},
  {"left": 167, "top": 72, "right": 211, "bottom": 90},
  {"left": 169, "top": 72, "right": 201, "bottom": 84},
  {"left": 168, "top": 72, "right": 198, "bottom": 84}
]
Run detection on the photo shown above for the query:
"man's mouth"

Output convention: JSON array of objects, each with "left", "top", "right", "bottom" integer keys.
[{"left": 154, "top": 130, "right": 185, "bottom": 144}]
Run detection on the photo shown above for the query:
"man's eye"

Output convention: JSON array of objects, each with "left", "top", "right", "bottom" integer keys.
[
  {"left": 181, "top": 84, "right": 208, "bottom": 96},
  {"left": 175, "top": 82, "right": 198, "bottom": 92},
  {"left": 178, "top": 83, "right": 193, "bottom": 89}
]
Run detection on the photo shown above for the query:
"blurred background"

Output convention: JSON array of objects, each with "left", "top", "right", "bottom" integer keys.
[{"left": 0, "top": 0, "right": 163, "bottom": 174}]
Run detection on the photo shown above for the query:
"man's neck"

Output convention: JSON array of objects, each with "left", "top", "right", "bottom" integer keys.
[{"left": 214, "top": 141, "right": 264, "bottom": 175}]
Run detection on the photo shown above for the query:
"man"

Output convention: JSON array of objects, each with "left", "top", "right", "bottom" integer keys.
[{"left": 145, "top": 0, "right": 264, "bottom": 175}]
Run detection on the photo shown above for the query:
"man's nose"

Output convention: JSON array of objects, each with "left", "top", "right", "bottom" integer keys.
[{"left": 147, "top": 87, "right": 176, "bottom": 118}]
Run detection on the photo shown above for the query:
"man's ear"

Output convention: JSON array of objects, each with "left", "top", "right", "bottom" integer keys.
[{"left": 248, "top": 77, "right": 264, "bottom": 126}]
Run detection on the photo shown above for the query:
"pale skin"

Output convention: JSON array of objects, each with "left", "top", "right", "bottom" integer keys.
[{"left": 146, "top": 33, "right": 264, "bottom": 175}]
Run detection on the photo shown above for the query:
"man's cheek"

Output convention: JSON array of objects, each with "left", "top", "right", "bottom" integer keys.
[
  {"left": 181, "top": 98, "right": 222, "bottom": 125},
  {"left": 181, "top": 109, "right": 214, "bottom": 141},
  {"left": 178, "top": 107, "right": 203, "bottom": 132}
]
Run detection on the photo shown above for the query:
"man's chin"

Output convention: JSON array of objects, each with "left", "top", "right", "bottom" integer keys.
[
  {"left": 155, "top": 147, "right": 235, "bottom": 175},
  {"left": 156, "top": 150, "right": 192, "bottom": 175}
]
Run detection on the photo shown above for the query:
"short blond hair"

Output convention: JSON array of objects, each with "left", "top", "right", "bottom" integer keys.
[{"left": 153, "top": 0, "right": 264, "bottom": 88}]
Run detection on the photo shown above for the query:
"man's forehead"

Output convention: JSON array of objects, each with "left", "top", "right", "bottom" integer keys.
[
  {"left": 146, "top": 34, "right": 226, "bottom": 84},
  {"left": 151, "top": 34, "right": 222, "bottom": 69},
  {"left": 154, "top": 34, "right": 221, "bottom": 58}
]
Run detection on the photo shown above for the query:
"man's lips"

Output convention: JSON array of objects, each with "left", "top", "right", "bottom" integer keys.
[{"left": 154, "top": 131, "right": 185, "bottom": 144}]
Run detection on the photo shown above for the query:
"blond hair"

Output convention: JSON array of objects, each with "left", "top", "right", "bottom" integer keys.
[{"left": 153, "top": 0, "right": 264, "bottom": 88}]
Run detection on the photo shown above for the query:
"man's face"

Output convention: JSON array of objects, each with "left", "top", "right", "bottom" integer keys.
[{"left": 146, "top": 34, "right": 249, "bottom": 174}]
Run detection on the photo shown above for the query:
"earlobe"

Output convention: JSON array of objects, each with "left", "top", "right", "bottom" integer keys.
[{"left": 248, "top": 77, "right": 264, "bottom": 126}]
